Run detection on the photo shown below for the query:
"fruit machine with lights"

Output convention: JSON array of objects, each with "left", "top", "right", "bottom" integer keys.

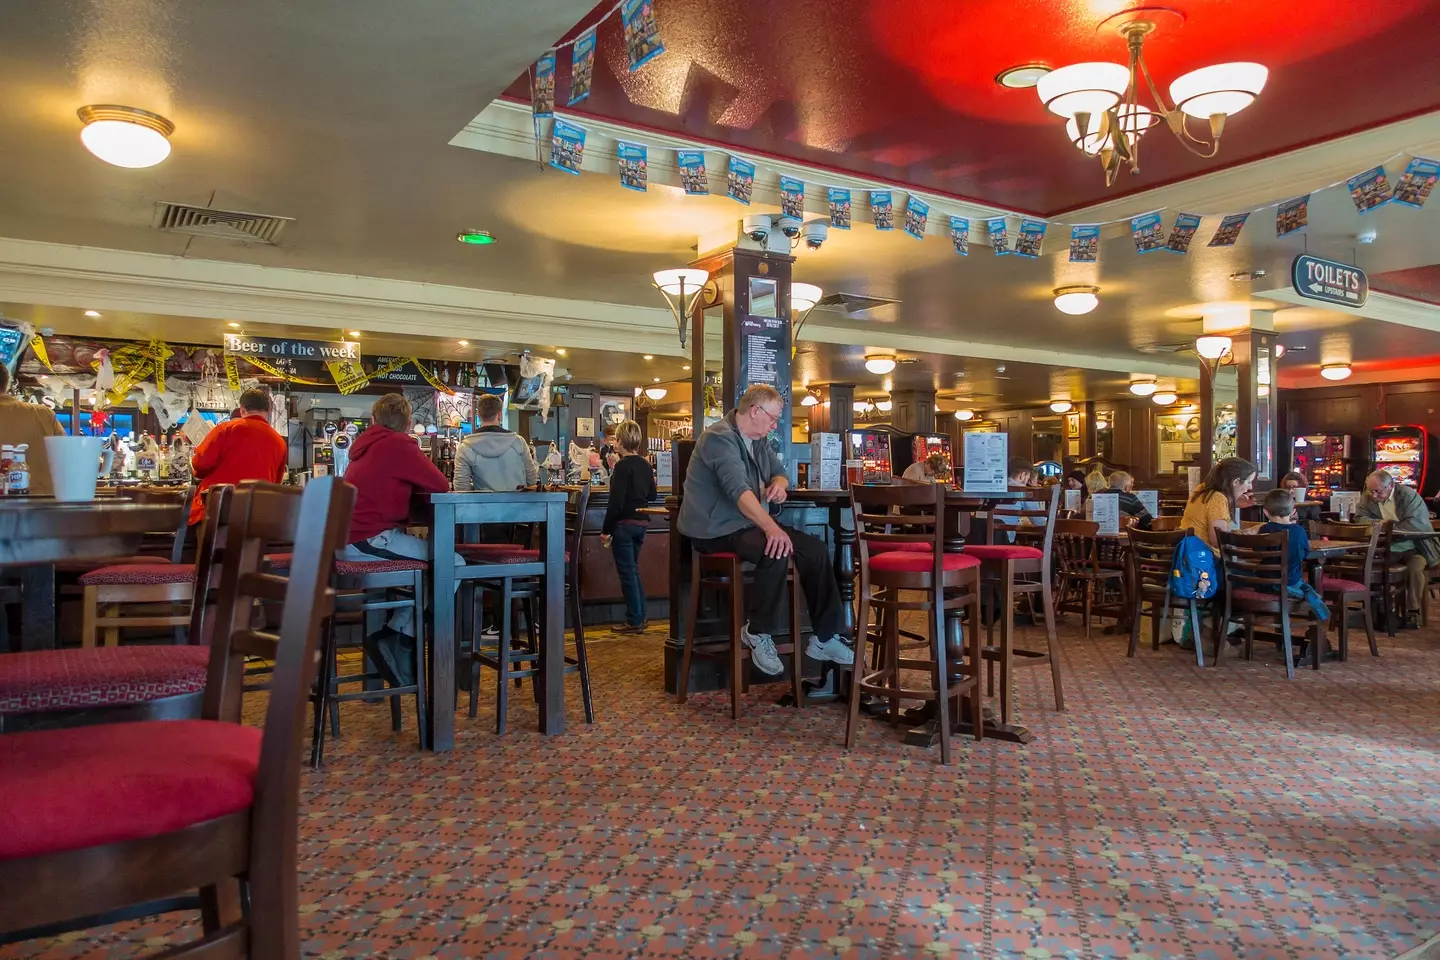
[
  {"left": 845, "top": 428, "right": 894, "bottom": 485},
  {"left": 1370, "top": 425, "right": 1438, "bottom": 496},
  {"left": 1289, "top": 434, "right": 1354, "bottom": 500}
]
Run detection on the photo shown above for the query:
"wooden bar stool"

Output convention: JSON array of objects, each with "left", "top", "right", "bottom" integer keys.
[{"left": 678, "top": 548, "right": 804, "bottom": 720}]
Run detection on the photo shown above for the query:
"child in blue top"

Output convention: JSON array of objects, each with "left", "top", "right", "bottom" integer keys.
[{"left": 1258, "top": 488, "right": 1328, "bottom": 621}]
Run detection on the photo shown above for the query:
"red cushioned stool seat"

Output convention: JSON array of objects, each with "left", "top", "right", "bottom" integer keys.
[
  {"left": 963, "top": 544, "right": 1044, "bottom": 561},
  {"left": 77, "top": 563, "right": 195, "bottom": 586},
  {"left": 0, "top": 646, "right": 209, "bottom": 715},
  {"left": 869, "top": 551, "right": 980, "bottom": 573},
  {"left": 1231, "top": 587, "right": 1280, "bottom": 604},
  {"left": 0, "top": 719, "right": 260, "bottom": 860},
  {"left": 1322, "top": 577, "right": 1367, "bottom": 593},
  {"left": 458, "top": 548, "right": 570, "bottom": 565},
  {"left": 697, "top": 552, "right": 739, "bottom": 560},
  {"left": 868, "top": 542, "right": 934, "bottom": 555},
  {"left": 266, "top": 553, "right": 428, "bottom": 576}
]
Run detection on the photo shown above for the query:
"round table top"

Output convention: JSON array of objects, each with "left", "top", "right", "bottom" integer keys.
[{"left": 0, "top": 500, "right": 183, "bottom": 566}]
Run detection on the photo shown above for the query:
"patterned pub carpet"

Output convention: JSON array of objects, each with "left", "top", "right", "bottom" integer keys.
[{"left": 6, "top": 618, "right": 1440, "bottom": 960}]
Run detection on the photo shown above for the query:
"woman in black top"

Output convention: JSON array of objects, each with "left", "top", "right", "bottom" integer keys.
[{"left": 602, "top": 420, "right": 658, "bottom": 633}]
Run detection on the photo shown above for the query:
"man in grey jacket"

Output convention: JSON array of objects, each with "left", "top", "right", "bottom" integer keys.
[
  {"left": 678, "top": 384, "right": 853, "bottom": 675},
  {"left": 1358, "top": 469, "right": 1440, "bottom": 627},
  {"left": 453, "top": 393, "right": 538, "bottom": 491}
]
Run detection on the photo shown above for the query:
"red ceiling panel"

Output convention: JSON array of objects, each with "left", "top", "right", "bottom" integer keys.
[
  {"left": 504, "top": 0, "right": 1440, "bottom": 215},
  {"left": 1372, "top": 265, "right": 1440, "bottom": 305}
]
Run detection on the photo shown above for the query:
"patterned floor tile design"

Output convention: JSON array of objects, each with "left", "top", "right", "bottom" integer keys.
[{"left": 7, "top": 619, "right": 1440, "bottom": 959}]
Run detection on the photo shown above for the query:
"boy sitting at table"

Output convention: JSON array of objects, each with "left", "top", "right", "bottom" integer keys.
[{"left": 1258, "top": 488, "right": 1328, "bottom": 623}]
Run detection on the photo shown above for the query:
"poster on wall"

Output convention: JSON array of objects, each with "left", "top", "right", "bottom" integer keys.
[
  {"left": 779, "top": 176, "right": 804, "bottom": 219},
  {"left": 620, "top": 0, "right": 665, "bottom": 72},
  {"left": 617, "top": 141, "right": 648, "bottom": 192},
  {"left": 987, "top": 216, "right": 1010, "bottom": 255},
  {"left": 531, "top": 51, "right": 556, "bottom": 118},
  {"left": 568, "top": 27, "right": 597, "bottom": 106},
  {"left": 1015, "top": 219, "right": 1046, "bottom": 258},
  {"left": 1208, "top": 213, "right": 1248, "bottom": 247},
  {"left": 726, "top": 156, "right": 755, "bottom": 205},
  {"left": 963, "top": 432, "right": 1008, "bottom": 493},
  {"left": 903, "top": 195, "right": 929, "bottom": 240},
  {"left": 1131, "top": 213, "right": 1164, "bottom": 253},
  {"left": 828, "top": 187, "right": 851, "bottom": 229},
  {"left": 1393, "top": 156, "right": 1439, "bottom": 209},
  {"left": 1166, "top": 213, "right": 1202, "bottom": 254},
  {"left": 1276, "top": 195, "right": 1309, "bottom": 237},
  {"left": 949, "top": 216, "right": 969, "bottom": 256},
  {"left": 734, "top": 291, "right": 792, "bottom": 470},
  {"left": 677, "top": 150, "right": 708, "bottom": 195},
  {"left": 1070, "top": 224, "right": 1100, "bottom": 262},
  {"left": 548, "top": 120, "right": 586, "bottom": 175},
  {"left": 870, "top": 190, "right": 894, "bottom": 230}
]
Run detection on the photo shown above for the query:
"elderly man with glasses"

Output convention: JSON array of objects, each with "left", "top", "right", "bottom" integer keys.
[
  {"left": 677, "top": 383, "right": 854, "bottom": 675},
  {"left": 1358, "top": 469, "right": 1440, "bottom": 628}
]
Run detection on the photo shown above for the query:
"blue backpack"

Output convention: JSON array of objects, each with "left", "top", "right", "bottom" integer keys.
[{"left": 1169, "top": 535, "right": 1220, "bottom": 600}]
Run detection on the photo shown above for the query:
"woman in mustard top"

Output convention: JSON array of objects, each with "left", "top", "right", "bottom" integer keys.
[{"left": 1181, "top": 457, "right": 1256, "bottom": 553}]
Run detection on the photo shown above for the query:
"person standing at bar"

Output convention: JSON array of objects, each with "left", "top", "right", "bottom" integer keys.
[
  {"left": 453, "top": 393, "right": 538, "bottom": 492},
  {"left": 188, "top": 387, "right": 287, "bottom": 524},
  {"left": 602, "top": 420, "right": 656, "bottom": 634},
  {"left": 1357, "top": 469, "right": 1439, "bottom": 628},
  {"left": 677, "top": 384, "right": 854, "bottom": 675},
  {"left": 0, "top": 365, "right": 63, "bottom": 496}
]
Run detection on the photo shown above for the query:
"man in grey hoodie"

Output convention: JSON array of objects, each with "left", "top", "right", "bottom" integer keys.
[
  {"left": 454, "top": 393, "right": 539, "bottom": 491},
  {"left": 678, "top": 384, "right": 853, "bottom": 676}
]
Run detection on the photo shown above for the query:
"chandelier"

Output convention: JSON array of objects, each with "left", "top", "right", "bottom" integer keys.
[{"left": 1034, "top": 14, "right": 1267, "bottom": 185}]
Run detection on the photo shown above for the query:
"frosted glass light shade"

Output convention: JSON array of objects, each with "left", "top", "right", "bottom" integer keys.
[
  {"left": 653, "top": 268, "right": 708, "bottom": 295},
  {"left": 644, "top": 387, "right": 668, "bottom": 400},
  {"left": 1169, "top": 62, "right": 1268, "bottom": 119},
  {"left": 791, "top": 282, "right": 823, "bottom": 312},
  {"left": 1049, "top": 400, "right": 1074, "bottom": 413},
  {"left": 1054, "top": 286, "right": 1100, "bottom": 315},
  {"left": 1129, "top": 379, "right": 1158, "bottom": 396},
  {"left": 1195, "top": 335, "right": 1233, "bottom": 360},
  {"left": 864, "top": 356, "right": 897, "bottom": 375},
  {"left": 1065, "top": 105, "right": 1158, "bottom": 154},
  {"left": 954, "top": 409, "right": 975, "bottom": 421},
  {"left": 1036, "top": 62, "right": 1129, "bottom": 118},
  {"left": 1151, "top": 391, "right": 1178, "bottom": 405},
  {"left": 1320, "top": 364, "right": 1352, "bottom": 381}
]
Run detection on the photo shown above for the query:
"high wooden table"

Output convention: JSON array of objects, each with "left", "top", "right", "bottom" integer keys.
[
  {"left": 0, "top": 499, "right": 183, "bottom": 651},
  {"left": 426, "top": 491, "right": 568, "bottom": 751}
]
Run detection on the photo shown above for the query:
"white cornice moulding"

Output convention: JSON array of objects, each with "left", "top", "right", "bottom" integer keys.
[{"left": 1256, "top": 286, "right": 1440, "bottom": 332}]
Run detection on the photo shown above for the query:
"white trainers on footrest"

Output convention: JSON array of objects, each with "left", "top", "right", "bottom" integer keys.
[
  {"left": 806, "top": 635, "right": 855, "bottom": 665},
  {"left": 741, "top": 621, "right": 784, "bottom": 675}
]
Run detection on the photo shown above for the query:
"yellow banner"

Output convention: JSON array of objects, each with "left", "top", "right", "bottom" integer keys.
[
  {"left": 224, "top": 355, "right": 241, "bottom": 390},
  {"left": 29, "top": 335, "right": 52, "bottom": 371},
  {"left": 239, "top": 355, "right": 329, "bottom": 386},
  {"left": 146, "top": 339, "right": 173, "bottom": 394},
  {"left": 413, "top": 358, "right": 455, "bottom": 395},
  {"left": 326, "top": 358, "right": 370, "bottom": 395}
]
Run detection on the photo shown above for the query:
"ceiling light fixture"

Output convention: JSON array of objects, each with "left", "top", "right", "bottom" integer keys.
[
  {"left": 954, "top": 409, "right": 976, "bottom": 421},
  {"left": 1230, "top": 269, "right": 1267, "bottom": 281},
  {"left": 790, "top": 281, "right": 824, "bottom": 351},
  {"left": 555, "top": 347, "right": 567, "bottom": 355},
  {"left": 864, "top": 356, "right": 897, "bottom": 375},
  {"left": 347, "top": 331, "right": 361, "bottom": 338},
  {"left": 84, "top": 310, "right": 102, "bottom": 318},
  {"left": 801, "top": 390, "right": 820, "bottom": 407},
  {"left": 996, "top": 63, "right": 1052, "bottom": 89},
  {"left": 652, "top": 377, "right": 661, "bottom": 383},
  {"left": 1151, "top": 391, "right": 1179, "bottom": 405},
  {"left": 1129, "top": 378, "right": 1158, "bottom": 396},
  {"left": 226, "top": 321, "right": 241, "bottom": 329},
  {"left": 77, "top": 105, "right": 173, "bottom": 168},
  {"left": 643, "top": 354, "right": 654, "bottom": 360},
  {"left": 456, "top": 229, "right": 497, "bottom": 245},
  {"left": 1274, "top": 343, "right": 1286, "bottom": 359},
  {"left": 1195, "top": 335, "right": 1233, "bottom": 360},
  {"left": 875, "top": 399, "right": 893, "bottom": 412},
  {"left": 652, "top": 268, "right": 710, "bottom": 346},
  {"left": 1036, "top": 18, "right": 1267, "bottom": 186},
  {"left": 1049, "top": 399, "right": 1074, "bottom": 413},
  {"left": 644, "top": 386, "right": 668, "bottom": 400},
  {"left": 1321, "top": 363, "right": 1352, "bottom": 381},
  {"left": 457, "top": 339, "right": 469, "bottom": 347},
  {"left": 1053, "top": 285, "right": 1100, "bottom": 315}
]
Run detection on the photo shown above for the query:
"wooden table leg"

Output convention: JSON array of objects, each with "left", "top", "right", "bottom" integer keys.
[
  {"left": 830, "top": 502, "right": 856, "bottom": 638},
  {"left": 429, "top": 506, "right": 457, "bottom": 751},
  {"left": 20, "top": 564, "right": 56, "bottom": 651},
  {"left": 540, "top": 498, "right": 566, "bottom": 735}
]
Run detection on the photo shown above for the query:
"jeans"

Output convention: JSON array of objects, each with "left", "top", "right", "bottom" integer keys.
[
  {"left": 691, "top": 523, "right": 845, "bottom": 640},
  {"left": 611, "top": 521, "right": 648, "bottom": 626},
  {"left": 1286, "top": 581, "right": 1329, "bottom": 622},
  {"left": 337, "top": 529, "right": 462, "bottom": 637}
]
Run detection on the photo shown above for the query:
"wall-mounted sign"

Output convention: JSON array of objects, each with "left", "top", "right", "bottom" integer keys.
[
  {"left": 1291, "top": 255, "right": 1368, "bottom": 308},
  {"left": 223, "top": 334, "right": 360, "bottom": 361}
]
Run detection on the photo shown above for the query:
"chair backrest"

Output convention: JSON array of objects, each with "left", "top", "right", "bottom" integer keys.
[
  {"left": 849, "top": 482, "right": 945, "bottom": 577},
  {"left": 129, "top": 482, "right": 196, "bottom": 563},
  {"left": 185, "top": 484, "right": 234, "bottom": 646},
  {"left": 990, "top": 484, "right": 1061, "bottom": 573},
  {"left": 1150, "top": 515, "right": 1182, "bottom": 532},
  {"left": 1128, "top": 527, "right": 1191, "bottom": 592},
  {"left": 566, "top": 483, "right": 591, "bottom": 584},
  {"left": 1313, "top": 520, "right": 1380, "bottom": 587},
  {"left": 1052, "top": 518, "right": 1099, "bottom": 575},
  {"left": 1216, "top": 529, "right": 1289, "bottom": 594}
]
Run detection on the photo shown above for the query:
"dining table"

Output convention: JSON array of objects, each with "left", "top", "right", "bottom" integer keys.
[
  {"left": 0, "top": 498, "right": 183, "bottom": 651},
  {"left": 426, "top": 490, "right": 568, "bottom": 751}
]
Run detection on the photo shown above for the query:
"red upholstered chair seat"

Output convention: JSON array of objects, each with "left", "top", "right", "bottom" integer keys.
[
  {"left": 266, "top": 554, "right": 428, "bottom": 576},
  {"left": 1322, "top": 577, "right": 1367, "bottom": 593},
  {"left": 868, "top": 542, "right": 935, "bottom": 555},
  {"left": 0, "top": 646, "right": 210, "bottom": 715},
  {"left": 1231, "top": 587, "right": 1281, "bottom": 604},
  {"left": 77, "top": 563, "right": 195, "bottom": 586},
  {"left": 869, "top": 551, "right": 980, "bottom": 573},
  {"left": 0, "top": 720, "right": 260, "bottom": 860},
  {"left": 963, "top": 544, "right": 1044, "bottom": 561}
]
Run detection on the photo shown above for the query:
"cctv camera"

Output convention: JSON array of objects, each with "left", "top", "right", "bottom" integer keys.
[
  {"left": 742, "top": 214, "right": 771, "bottom": 243},
  {"left": 777, "top": 215, "right": 802, "bottom": 240},
  {"left": 801, "top": 220, "right": 829, "bottom": 250}
]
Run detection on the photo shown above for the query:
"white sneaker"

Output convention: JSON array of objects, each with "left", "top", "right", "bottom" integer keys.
[
  {"left": 741, "top": 622, "right": 784, "bottom": 675},
  {"left": 806, "top": 635, "right": 855, "bottom": 665}
]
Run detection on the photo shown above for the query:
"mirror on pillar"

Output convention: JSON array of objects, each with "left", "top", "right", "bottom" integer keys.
[
  {"left": 1252, "top": 336, "right": 1276, "bottom": 480},
  {"left": 1212, "top": 363, "right": 1239, "bottom": 462}
]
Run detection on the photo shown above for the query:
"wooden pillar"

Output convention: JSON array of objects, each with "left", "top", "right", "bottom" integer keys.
[
  {"left": 1080, "top": 401, "right": 1098, "bottom": 462},
  {"left": 808, "top": 383, "right": 855, "bottom": 435},
  {"left": 890, "top": 389, "right": 936, "bottom": 434}
]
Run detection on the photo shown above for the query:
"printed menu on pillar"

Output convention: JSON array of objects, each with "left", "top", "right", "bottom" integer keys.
[
  {"left": 1090, "top": 493, "right": 1121, "bottom": 536},
  {"left": 963, "top": 433, "right": 1008, "bottom": 493}
]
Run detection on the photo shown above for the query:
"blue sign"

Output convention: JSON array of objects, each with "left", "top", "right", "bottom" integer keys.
[{"left": 1292, "top": 255, "right": 1368, "bottom": 308}]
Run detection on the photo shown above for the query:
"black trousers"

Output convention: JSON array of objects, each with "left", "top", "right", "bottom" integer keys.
[{"left": 692, "top": 524, "right": 845, "bottom": 640}]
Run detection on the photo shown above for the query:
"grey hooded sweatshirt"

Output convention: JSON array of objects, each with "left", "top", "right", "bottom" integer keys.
[{"left": 453, "top": 426, "right": 539, "bottom": 491}]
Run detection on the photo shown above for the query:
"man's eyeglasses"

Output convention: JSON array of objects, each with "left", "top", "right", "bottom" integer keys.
[{"left": 755, "top": 405, "right": 782, "bottom": 426}]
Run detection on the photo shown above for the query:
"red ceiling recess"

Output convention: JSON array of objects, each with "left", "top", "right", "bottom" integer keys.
[
  {"left": 1372, "top": 265, "right": 1440, "bottom": 306},
  {"left": 504, "top": 0, "right": 1439, "bottom": 215}
]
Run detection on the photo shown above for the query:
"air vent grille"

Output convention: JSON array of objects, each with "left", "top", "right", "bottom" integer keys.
[
  {"left": 153, "top": 202, "right": 293, "bottom": 244},
  {"left": 815, "top": 292, "right": 902, "bottom": 314}
]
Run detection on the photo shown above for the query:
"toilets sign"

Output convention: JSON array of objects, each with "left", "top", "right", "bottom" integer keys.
[
  {"left": 223, "top": 334, "right": 360, "bottom": 361},
  {"left": 1291, "top": 254, "right": 1368, "bottom": 308}
]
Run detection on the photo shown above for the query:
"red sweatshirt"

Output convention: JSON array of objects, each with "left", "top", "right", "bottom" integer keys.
[
  {"left": 189, "top": 413, "right": 288, "bottom": 524},
  {"left": 342, "top": 425, "right": 450, "bottom": 544}
]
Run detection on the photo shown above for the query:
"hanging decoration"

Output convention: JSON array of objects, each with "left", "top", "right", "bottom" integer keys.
[
  {"left": 519, "top": 352, "right": 556, "bottom": 421},
  {"left": 949, "top": 216, "right": 969, "bottom": 255},
  {"left": 904, "top": 196, "right": 929, "bottom": 240},
  {"left": 620, "top": 0, "right": 665, "bottom": 72},
  {"left": 1393, "top": 157, "right": 1439, "bottom": 209},
  {"left": 27, "top": 332, "right": 52, "bottom": 371},
  {"left": 549, "top": 119, "right": 586, "bottom": 175},
  {"left": 238, "top": 355, "right": 330, "bottom": 386},
  {"left": 828, "top": 188, "right": 851, "bottom": 229},
  {"left": 677, "top": 150, "right": 708, "bottom": 195},
  {"left": 987, "top": 216, "right": 1010, "bottom": 255},
  {"left": 726, "top": 156, "right": 754, "bottom": 204},
  {"left": 532, "top": 52, "right": 556, "bottom": 118},
  {"left": 224, "top": 354, "right": 242, "bottom": 390},
  {"left": 870, "top": 190, "right": 894, "bottom": 230},
  {"left": 617, "top": 140, "right": 648, "bottom": 191},
  {"left": 1208, "top": 212, "right": 1248, "bottom": 247},
  {"left": 779, "top": 176, "right": 804, "bottom": 219},
  {"left": 1166, "top": 213, "right": 1201, "bottom": 254},
  {"left": 413, "top": 361, "right": 456, "bottom": 395},
  {"left": 1070, "top": 224, "right": 1100, "bottom": 262},
  {"left": 1131, "top": 213, "right": 1164, "bottom": 253},
  {"left": 325, "top": 358, "right": 371, "bottom": 395},
  {"left": 1276, "top": 195, "right": 1308, "bottom": 237},
  {"left": 1348, "top": 165, "right": 1392, "bottom": 214},
  {"left": 568, "top": 27, "right": 597, "bottom": 106},
  {"left": 1015, "top": 218, "right": 1046, "bottom": 258}
]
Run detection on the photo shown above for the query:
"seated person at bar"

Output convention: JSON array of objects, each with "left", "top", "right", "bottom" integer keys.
[
  {"left": 453, "top": 393, "right": 538, "bottom": 491},
  {"left": 1357, "top": 469, "right": 1440, "bottom": 628},
  {"left": 602, "top": 419, "right": 657, "bottom": 634},
  {"left": 1084, "top": 463, "right": 1108, "bottom": 495},
  {"left": 1064, "top": 469, "right": 1088, "bottom": 498},
  {"left": 1180, "top": 457, "right": 1255, "bottom": 553},
  {"left": 1258, "top": 488, "right": 1328, "bottom": 622},
  {"left": 677, "top": 384, "right": 853, "bottom": 675},
  {"left": 0, "top": 365, "right": 63, "bottom": 496},
  {"left": 1108, "top": 470, "right": 1153, "bottom": 530},
  {"left": 901, "top": 452, "right": 951, "bottom": 484},
  {"left": 340, "top": 393, "right": 459, "bottom": 685},
  {"left": 188, "top": 387, "right": 287, "bottom": 525}
]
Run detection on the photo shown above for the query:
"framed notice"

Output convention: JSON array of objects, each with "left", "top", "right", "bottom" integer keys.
[
  {"left": 1091, "top": 492, "right": 1121, "bottom": 536},
  {"left": 1065, "top": 413, "right": 1080, "bottom": 439},
  {"left": 576, "top": 417, "right": 595, "bottom": 438},
  {"left": 963, "top": 432, "right": 1008, "bottom": 493}
]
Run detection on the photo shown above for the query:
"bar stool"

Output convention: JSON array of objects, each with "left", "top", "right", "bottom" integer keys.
[
  {"left": 678, "top": 548, "right": 804, "bottom": 720},
  {"left": 962, "top": 484, "right": 1063, "bottom": 725},
  {"left": 846, "top": 482, "right": 982, "bottom": 765}
]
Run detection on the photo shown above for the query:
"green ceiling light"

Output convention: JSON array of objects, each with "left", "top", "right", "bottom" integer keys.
[{"left": 456, "top": 230, "right": 497, "bottom": 245}]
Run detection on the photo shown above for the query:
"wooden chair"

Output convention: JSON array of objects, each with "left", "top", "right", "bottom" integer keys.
[
  {"left": 1150, "top": 516, "right": 1182, "bottom": 532},
  {"left": 1125, "top": 526, "right": 1217, "bottom": 666},
  {"left": 1216, "top": 529, "right": 1320, "bottom": 679},
  {"left": 0, "top": 477, "right": 354, "bottom": 958},
  {"left": 1373, "top": 521, "right": 1412, "bottom": 635},
  {"left": 0, "top": 486, "right": 233, "bottom": 734},
  {"left": 1312, "top": 521, "right": 1380, "bottom": 660},
  {"left": 846, "top": 482, "right": 982, "bottom": 765},
  {"left": 1052, "top": 519, "right": 1126, "bottom": 639}
]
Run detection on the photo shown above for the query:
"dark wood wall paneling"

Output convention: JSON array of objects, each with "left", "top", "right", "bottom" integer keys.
[{"left": 1278, "top": 379, "right": 1440, "bottom": 477}]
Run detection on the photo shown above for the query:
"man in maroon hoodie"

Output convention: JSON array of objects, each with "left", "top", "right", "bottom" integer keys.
[{"left": 340, "top": 393, "right": 457, "bottom": 686}]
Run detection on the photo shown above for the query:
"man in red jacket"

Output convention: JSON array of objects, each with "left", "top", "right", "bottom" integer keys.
[
  {"left": 340, "top": 393, "right": 459, "bottom": 686},
  {"left": 189, "top": 388, "right": 288, "bottom": 524}
]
